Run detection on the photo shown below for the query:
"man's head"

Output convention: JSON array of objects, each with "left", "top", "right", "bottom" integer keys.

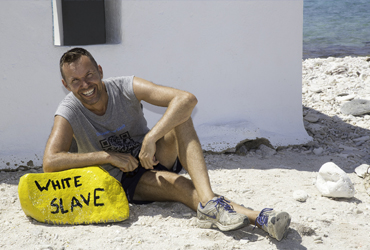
[
  {"left": 60, "top": 48, "right": 106, "bottom": 110},
  {"left": 60, "top": 48, "right": 99, "bottom": 81}
]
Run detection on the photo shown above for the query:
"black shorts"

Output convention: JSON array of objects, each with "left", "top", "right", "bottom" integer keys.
[{"left": 120, "top": 159, "right": 183, "bottom": 204}]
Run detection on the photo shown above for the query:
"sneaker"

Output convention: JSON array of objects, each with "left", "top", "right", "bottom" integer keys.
[
  {"left": 197, "top": 196, "right": 249, "bottom": 231},
  {"left": 255, "top": 208, "right": 291, "bottom": 241}
]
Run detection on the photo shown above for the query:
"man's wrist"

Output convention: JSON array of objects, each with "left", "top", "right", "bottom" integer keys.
[
  {"left": 99, "top": 151, "right": 112, "bottom": 165},
  {"left": 143, "top": 131, "right": 158, "bottom": 145}
]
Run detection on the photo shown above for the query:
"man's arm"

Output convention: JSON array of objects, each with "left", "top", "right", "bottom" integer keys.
[
  {"left": 43, "top": 115, "right": 138, "bottom": 172},
  {"left": 132, "top": 77, "right": 198, "bottom": 169}
]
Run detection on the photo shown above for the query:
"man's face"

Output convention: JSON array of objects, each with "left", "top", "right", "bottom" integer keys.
[{"left": 61, "top": 56, "right": 104, "bottom": 108}]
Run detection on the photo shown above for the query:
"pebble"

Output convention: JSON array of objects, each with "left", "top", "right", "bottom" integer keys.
[
  {"left": 336, "top": 94, "right": 356, "bottom": 102},
  {"left": 293, "top": 190, "right": 309, "bottom": 202},
  {"left": 304, "top": 113, "right": 320, "bottom": 123},
  {"left": 259, "top": 144, "right": 276, "bottom": 158},
  {"left": 313, "top": 147, "right": 324, "bottom": 155},
  {"left": 314, "top": 236, "right": 323, "bottom": 244},
  {"left": 355, "top": 164, "right": 370, "bottom": 178},
  {"left": 239, "top": 238, "right": 250, "bottom": 244}
]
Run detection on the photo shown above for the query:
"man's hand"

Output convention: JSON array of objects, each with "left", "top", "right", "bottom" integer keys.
[
  {"left": 107, "top": 152, "right": 139, "bottom": 172},
  {"left": 139, "top": 136, "right": 159, "bottom": 169}
]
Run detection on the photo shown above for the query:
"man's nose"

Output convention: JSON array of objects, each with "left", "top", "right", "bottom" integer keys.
[{"left": 81, "top": 78, "right": 90, "bottom": 88}]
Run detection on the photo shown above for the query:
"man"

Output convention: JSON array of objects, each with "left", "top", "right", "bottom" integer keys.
[{"left": 43, "top": 48, "right": 291, "bottom": 240}]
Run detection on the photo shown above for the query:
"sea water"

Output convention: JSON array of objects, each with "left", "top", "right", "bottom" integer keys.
[{"left": 303, "top": 0, "right": 370, "bottom": 59}]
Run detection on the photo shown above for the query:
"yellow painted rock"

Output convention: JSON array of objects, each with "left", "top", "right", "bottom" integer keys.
[{"left": 18, "top": 166, "right": 129, "bottom": 225}]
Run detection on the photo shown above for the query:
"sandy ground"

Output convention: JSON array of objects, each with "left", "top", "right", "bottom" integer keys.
[{"left": 2, "top": 56, "right": 370, "bottom": 250}]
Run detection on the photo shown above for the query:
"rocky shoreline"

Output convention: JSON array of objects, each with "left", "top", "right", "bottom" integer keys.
[{"left": 302, "top": 56, "right": 370, "bottom": 166}]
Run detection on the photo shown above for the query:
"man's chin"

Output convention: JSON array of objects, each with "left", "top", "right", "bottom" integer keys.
[{"left": 78, "top": 96, "right": 99, "bottom": 106}]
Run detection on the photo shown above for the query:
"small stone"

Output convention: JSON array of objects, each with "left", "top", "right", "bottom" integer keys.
[
  {"left": 297, "top": 225, "right": 315, "bottom": 236},
  {"left": 236, "top": 145, "right": 248, "bottom": 155},
  {"left": 325, "top": 64, "right": 348, "bottom": 75},
  {"left": 310, "top": 85, "right": 323, "bottom": 93},
  {"left": 240, "top": 238, "right": 250, "bottom": 244},
  {"left": 304, "top": 113, "right": 320, "bottom": 123},
  {"left": 341, "top": 99, "right": 370, "bottom": 116},
  {"left": 293, "top": 190, "right": 308, "bottom": 202},
  {"left": 355, "top": 209, "right": 363, "bottom": 214},
  {"left": 313, "top": 147, "right": 324, "bottom": 155},
  {"left": 314, "top": 239, "right": 323, "bottom": 244},
  {"left": 336, "top": 94, "right": 356, "bottom": 102},
  {"left": 353, "top": 136, "right": 370, "bottom": 142},
  {"left": 259, "top": 144, "right": 276, "bottom": 158},
  {"left": 355, "top": 164, "right": 370, "bottom": 178}
]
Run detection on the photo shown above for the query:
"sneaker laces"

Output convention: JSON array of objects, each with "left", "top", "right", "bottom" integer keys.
[
  {"left": 254, "top": 208, "right": 273, "bottom": 228},
  {"left": 213, "top": 196, "right": 236, "bottom": 213}
]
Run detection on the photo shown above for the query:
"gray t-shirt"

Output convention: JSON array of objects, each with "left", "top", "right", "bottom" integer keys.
[{"left": 55, "top": 75, "right": 150, "bottom": 181}]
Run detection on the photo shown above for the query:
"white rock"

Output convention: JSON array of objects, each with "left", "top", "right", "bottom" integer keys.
[
  {"left": 336, "top": 94, "right": 356, "bottom": 102},
  {"left": 315, "top": 162, "right": 355, "bottom": 198},
  {"left": 293, "top": 190, "right": 308, "bottom": 202},
  {"left": 240, "top": 238, "right": 250, "bottom": 244},
  {"left": 355, "top": 164, "right": 370, "bottom": 178},
  {"left": 310, "top": 85, "right": 323, "bottom": 93},
  {"left": 313, "top": 147, "right": 324, "bottom": 155},
  {"left": 325, "top": 64, "right": 348, "bottom": 75}
]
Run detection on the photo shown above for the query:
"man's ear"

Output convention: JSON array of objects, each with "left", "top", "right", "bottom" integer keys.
[
  {"left": 98, "top": 65, "right": 103, "bottom": 79},
  {"left": 62, "top": 79, "right": 71, "bottom": 91}
]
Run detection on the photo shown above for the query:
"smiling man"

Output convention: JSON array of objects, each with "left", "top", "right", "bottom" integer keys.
[{"left": 43, "top": 48, "right": 291, "bottom": 240}]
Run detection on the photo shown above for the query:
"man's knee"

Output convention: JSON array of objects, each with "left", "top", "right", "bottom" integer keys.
[{"left": 155, "top": 130, "right": 178, "bottom": 168}]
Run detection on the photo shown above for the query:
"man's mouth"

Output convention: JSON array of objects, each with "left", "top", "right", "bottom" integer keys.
[{"left": 82, "top": 88, "right": 95, "bottom": 97}]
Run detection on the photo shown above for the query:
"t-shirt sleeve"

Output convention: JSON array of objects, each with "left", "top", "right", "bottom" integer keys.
[
  {"left": 111, "top": 75, "right": 137, "bottom": 103},
  {"left": 54, "top": 94, "right": 79, "bottom": 129}
]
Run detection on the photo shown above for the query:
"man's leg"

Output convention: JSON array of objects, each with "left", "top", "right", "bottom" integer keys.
[
  {"left": 134, "top": 118, "right": 290, "bottom": 237},
  {"left": 133, "top": 170, "right": 200, "bottom": 209},
  {"left": 167, "top": 118, "right": 215, "bottom": 204},
  {"left": 135, "top": 118, "right": 248, "bottom": 231}
]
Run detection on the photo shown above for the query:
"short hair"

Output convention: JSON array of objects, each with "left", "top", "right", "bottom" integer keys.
[{"left": 59, "top": 48, "right": 99, "bottom": 80}]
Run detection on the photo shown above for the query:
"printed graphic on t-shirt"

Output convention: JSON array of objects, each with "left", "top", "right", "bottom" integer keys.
[{"left": 99, "top": 131, "right": 141, "bottom": 157}]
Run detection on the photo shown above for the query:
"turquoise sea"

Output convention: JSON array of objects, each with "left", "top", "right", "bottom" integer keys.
[{"left": 303, "top": 0, "right": 370, "bottom": 59}]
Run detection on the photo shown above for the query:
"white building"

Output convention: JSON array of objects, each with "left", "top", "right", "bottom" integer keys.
[{"left": 0, "top": 0, "right": 310, "bottom": 170}]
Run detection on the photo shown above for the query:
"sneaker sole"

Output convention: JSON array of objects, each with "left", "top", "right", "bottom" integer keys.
[
  {"left": 198, "top": 217, "right": 249, "bottom": 232},
  {"left": 271, "top": 212, "right": 291, "bottom": 241}
]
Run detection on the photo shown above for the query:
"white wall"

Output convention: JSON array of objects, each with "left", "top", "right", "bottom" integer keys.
[{"left": 0, "top": 0, "right": 310, "bottom": 170}]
